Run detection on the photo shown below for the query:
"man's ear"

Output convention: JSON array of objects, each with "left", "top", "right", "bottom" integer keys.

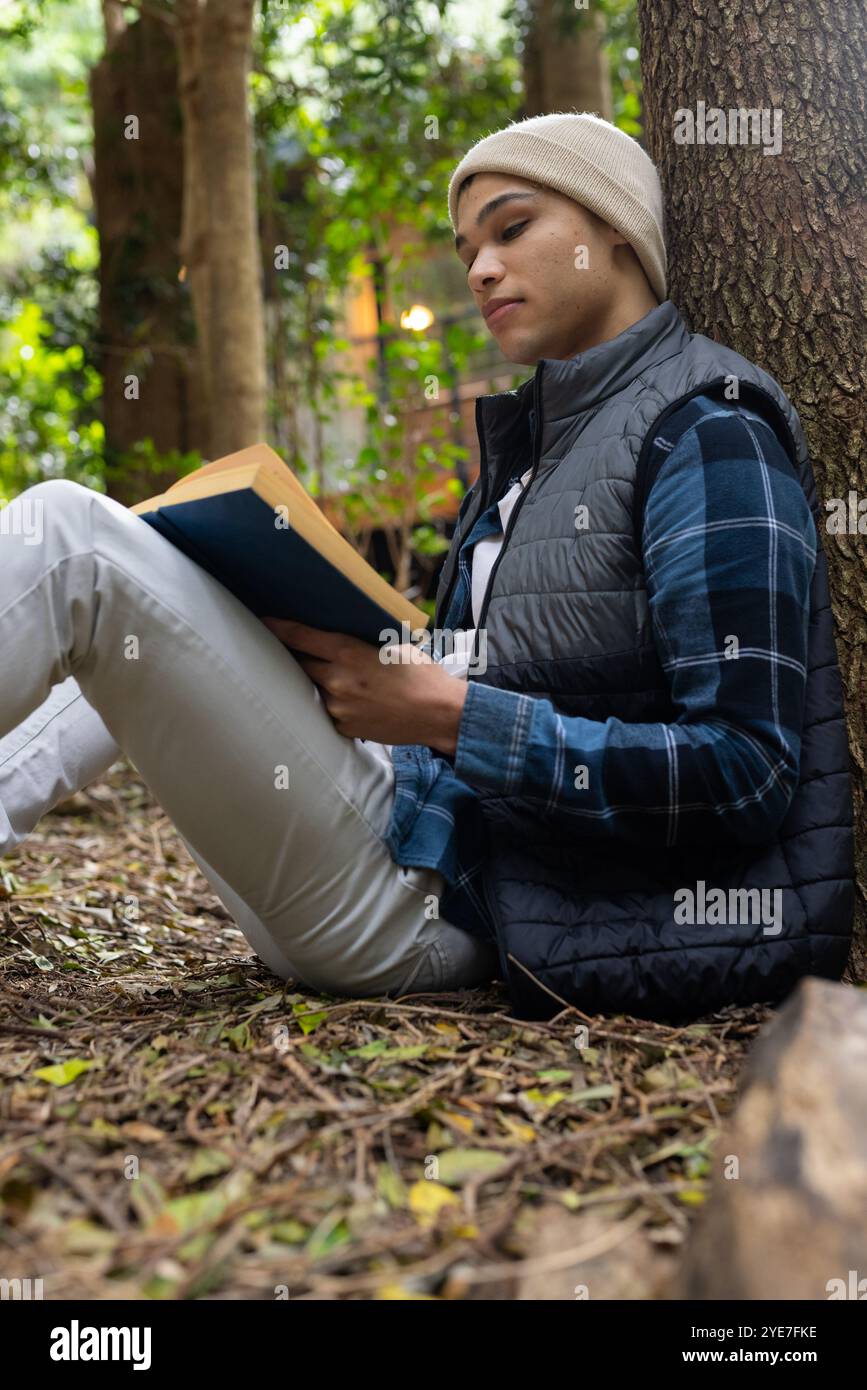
[
  {"left": 584, "top": 206, "right": 630, "bottom": 251},
  {"left": 600, "top": 218, "right": 630, "bottom": 250}
]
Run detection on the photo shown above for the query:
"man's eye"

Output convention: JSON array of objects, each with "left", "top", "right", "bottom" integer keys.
[
  {"left": 502, "top": 219, "right": 529, "bottom": 241},
  {"left": 464, "top": 220, "right": 529, "bottom": 275}
]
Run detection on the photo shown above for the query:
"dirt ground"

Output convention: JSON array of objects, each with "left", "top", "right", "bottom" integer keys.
[{"left": 0, "top": 759, "right": 771, "bottom": 1300}]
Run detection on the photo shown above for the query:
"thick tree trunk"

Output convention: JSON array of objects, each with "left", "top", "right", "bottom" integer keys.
[
  {"left": 90, "top": 4, "right": 208, "bottom": 503},
  {"left": 523, "top": 0, "right": 613, "bottom": 120},
  {"left": 638, "top": 0, "right": 867, "bottom": 977},
  {"left": 176, "top": 0, "right": 266, "bottom": 458}
]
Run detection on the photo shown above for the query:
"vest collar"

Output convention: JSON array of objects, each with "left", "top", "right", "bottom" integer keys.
[
  {"left": 478, "top": 299, "right": 691, "bottom": 457},
  {"left": 538, "top": 298, "right": 691, "bottom": 421}
]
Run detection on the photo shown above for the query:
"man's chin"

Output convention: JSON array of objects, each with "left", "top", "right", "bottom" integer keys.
[
  {"left": 505, "top": 353, "right": 543, "bottom": 368},
  {"left": 497, "top": 333, "right": 542, "bottom": 367}
]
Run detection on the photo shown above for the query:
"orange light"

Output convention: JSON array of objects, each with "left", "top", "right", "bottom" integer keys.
[{"left": 400, "top": 304, "right": 434, "bottom": 331}]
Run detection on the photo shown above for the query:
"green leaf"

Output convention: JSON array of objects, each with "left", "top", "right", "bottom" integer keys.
[
  {"left": 676, "top": 1187, "right": 708, "bottom": 1207},
  {"left": 245, "top": 992, "right": 284, "bottom": 1017},
  {"left": 570, "top": 1084, "right": 617, "bottom": 1104},
  {"left": 523, "top": 1088, "right": 569, "bottom": 1107},
  {"left": 642, "top": 1061, "right": 700, "bottom": 1093},
  {"left": 306, "top": 1216, "right": 351, "bottom": 1261},
  {"left": 221, "top": 1022, "right": 252, "bottom": 1052},
  {"left": 435, "top": 1148, "right": 510, "bottom": 1187},
  {"left": 377, "top": 1162, "right": 408, "bottom": 1209},
  {"left": 346, "top": 1040, "right": 388, "bottom": 1058},
  {"left": 347, "top": 1041, "right": 428, "bottom": 1062},
  {"left": 271, "top": 1219, "right": 308, "bottom": 1245},
  {"left": 185, "top": 1148, "right": 234, "bottom": 1182},
  {"left": 291, "top": 1002, "right": 327, "bottom": 1034},
  {"left": 379, "top": 1044, "right": 429, "bottom": 1062},
  {"left": 33, "top": 1058, "right": 94, "bottom": 1087}
]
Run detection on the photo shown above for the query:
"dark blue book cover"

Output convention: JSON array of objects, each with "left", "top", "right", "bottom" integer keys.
[{"left": 135, "top": 487, "right": 425, "bottom": 647}]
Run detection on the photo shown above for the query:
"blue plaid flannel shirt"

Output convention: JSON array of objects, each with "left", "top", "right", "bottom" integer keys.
[{"left": 381, "top": 392, "right": 817, "bottom": 943}]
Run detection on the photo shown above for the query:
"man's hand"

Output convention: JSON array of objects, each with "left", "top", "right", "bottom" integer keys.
[{"left": 261, "top": 617, "right": 468, "bottom": 754}]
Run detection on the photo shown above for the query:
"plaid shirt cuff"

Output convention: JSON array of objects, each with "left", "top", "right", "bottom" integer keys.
[{"left": 454, "top": 680, "right": 535, "bottom": 793}]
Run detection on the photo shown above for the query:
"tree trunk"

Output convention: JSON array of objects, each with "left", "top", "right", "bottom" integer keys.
[
  {"left": 176, "top": 0, "right": 266, "bottom": 458},
  {"left": 176, "top": 0, "right": 213, "bottom": 457},
  {"left": 523, "top": 0, "right": 613, "bottom": 120},
  {"left": 638, "top": 0, "right": 867, "bottom": 977},
  {"left": 90, "top": 2, "right": 208, "bottom": 503}
]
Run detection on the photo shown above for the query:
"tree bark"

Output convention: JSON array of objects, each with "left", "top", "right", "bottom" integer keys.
[
  {"left": 176, "top": 0, "right": 212, "bottom": 456},
  {"left": 638, "top": 0, "right": 867, "bottom": 976},
  {"left": 176, "top": 0, "right": 266, "bottom": 458},
  {"left": 90, "top": 3, "right": 209, "bottom": 503},
  {"left": 523, "top": 0, "right": 613, "bottom": 120}
]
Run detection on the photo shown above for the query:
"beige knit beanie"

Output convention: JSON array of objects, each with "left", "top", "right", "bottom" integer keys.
[{"left": 447, "top": 111, "right": 667, "bottom": 301}]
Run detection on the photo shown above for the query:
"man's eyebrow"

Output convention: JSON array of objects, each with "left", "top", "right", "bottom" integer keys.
[{"left": 454, "top": 191, "right": 542, "bottom": 253}]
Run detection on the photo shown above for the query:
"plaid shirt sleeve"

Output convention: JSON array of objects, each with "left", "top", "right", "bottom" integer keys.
[{"left": 451, "top": 398, "right": 818, "bottom": 847}]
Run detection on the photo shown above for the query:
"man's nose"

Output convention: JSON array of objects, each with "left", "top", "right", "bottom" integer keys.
[{"left": 468, "top": 251, "right": 505, "bottom": 293}]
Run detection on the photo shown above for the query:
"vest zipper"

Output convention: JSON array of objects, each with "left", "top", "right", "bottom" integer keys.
[
  {"left": 436, "top": 395, "right": 489, "bottom": 630},
  {"left": 469, "top": 365, "right": 545, "bottom": 667}
]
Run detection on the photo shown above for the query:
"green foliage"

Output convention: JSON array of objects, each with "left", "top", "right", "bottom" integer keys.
[
  {"left": 102, "top": 439, "right": 204, "bottom": 497},
  {"left": 0, "top": 0, "right": 644, "bottom": 580},
  {"left": 0, "top": 299, "right": 103, "bottom": 498},
  {"left": 500, "top": 0, "right": 642, "bottom": 134},
  {"left": 252, "top": 1, "right": 521, "bottom": 592},
  {"left": 322, "top": 315, "right": 481, "bottom": 594},
  {"left": 251, "top": 1, "right": 644, "bottom": 598},
  {"left": 602, "top": 0, "right": 643, "bottom": 134},
  {"left": 0, "top": 0, "right": 105, "bottom": 496}
]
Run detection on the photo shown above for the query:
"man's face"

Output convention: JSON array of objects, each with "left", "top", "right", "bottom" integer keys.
[{"left": 453, "top": 172, "right": 629, "bottom": 364}]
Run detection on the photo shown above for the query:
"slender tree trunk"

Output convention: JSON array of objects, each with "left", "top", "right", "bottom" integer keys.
[
  {"left": 638, "top": 0, "right": 867, "bottom": 974},
  {"left": 523, "top": 0, "right": 613, "bottom": 120},
  {"left": 176, "top": 0, "right": 266, "bottom": 458},
  {"left": 176, "top": 0, "right": 213, "bottom": 456},
  {"left": 90, "top": 1, "right": 208, "bottom": 502},
  {"left": 262, "top": 151, "right": 318, "bottom": 468}
]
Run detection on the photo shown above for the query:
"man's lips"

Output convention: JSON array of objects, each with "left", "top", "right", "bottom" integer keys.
[{"left": 484, "top": 298, "right": 524, "bottom": 327}]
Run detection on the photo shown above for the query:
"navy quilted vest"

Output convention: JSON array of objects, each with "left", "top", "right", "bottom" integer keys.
[{"left": 433, "top": 300, "right": 854, "bottom": 1020}]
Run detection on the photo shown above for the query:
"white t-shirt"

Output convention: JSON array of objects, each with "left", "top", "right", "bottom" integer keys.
[
  {"left": 366, "top": 466, "right": 532, "bottom": 764},
  {"left": 436, "top": 465, "right": 533, "bottom": 679}
]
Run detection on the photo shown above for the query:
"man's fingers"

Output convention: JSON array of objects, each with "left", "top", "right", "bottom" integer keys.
[{"left": 293, "top": 654, "right": 333, "bottom": 687}]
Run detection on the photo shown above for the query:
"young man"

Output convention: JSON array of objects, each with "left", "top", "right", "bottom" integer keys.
[{"left": 0, "top": 113, "right": 854, "bottom": 1020}]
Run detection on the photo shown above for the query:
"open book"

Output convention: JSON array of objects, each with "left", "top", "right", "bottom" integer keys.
[{"left": 129, "top": 443, "right": 430, "bottom": 646}]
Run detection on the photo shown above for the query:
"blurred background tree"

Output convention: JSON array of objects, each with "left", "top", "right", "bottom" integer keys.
[{"left": 0, "top": 0, "right": 644, "bottom": 601}]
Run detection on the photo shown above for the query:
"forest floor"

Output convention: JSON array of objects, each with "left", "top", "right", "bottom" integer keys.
[{"left": 0, "top": 759, "right": 771, "bottom": 1300}]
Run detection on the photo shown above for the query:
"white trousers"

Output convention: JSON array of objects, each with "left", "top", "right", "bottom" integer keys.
[{"left": 0, "top": 480, "right": 498, "bottom": 997}]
